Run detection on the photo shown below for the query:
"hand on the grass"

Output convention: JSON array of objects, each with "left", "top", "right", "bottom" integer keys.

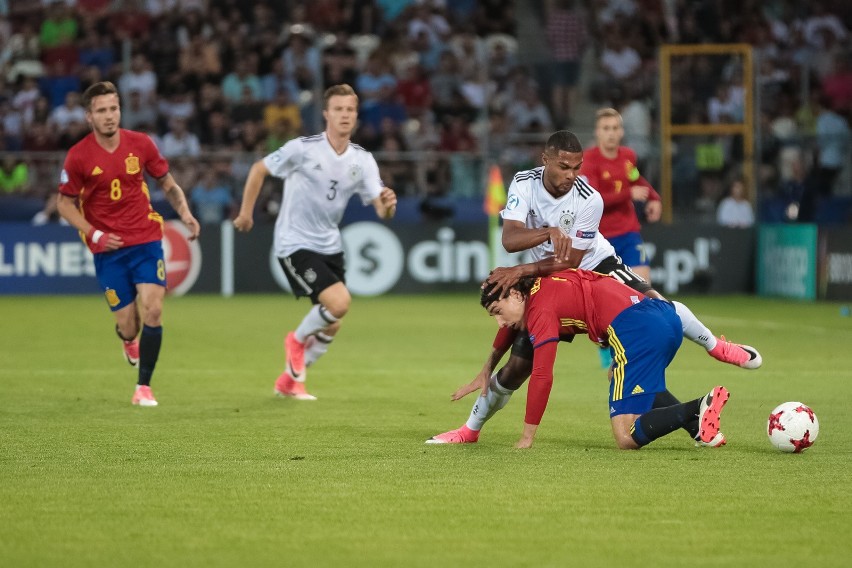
[
  {"left": 451, "top": 372, "right": 488, "bottom": 401},
  {"left": 514, "top": 423, "right": 537, "bottom": 448}
]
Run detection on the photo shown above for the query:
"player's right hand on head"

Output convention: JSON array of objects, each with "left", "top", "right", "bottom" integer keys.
[
  {"left": 487, "top": 266, "right": 522, "bottom": 298},
  {"left": 87, "top": 227, "right": 123, "bottom": 253},
  {"left": 233, "top": 214, "right": 253, "bottom": 232}
]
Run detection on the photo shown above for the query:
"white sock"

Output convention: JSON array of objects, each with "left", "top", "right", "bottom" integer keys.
[
  {"left": 671, "top": 301, "right": 717, "bottom": 351},
  {"left": 305, "top": 332, "right": 333, "bottom": 367},
  {"left": 465, "top": 376, "right": 513, "bottom": 432},
  {"left": 295, "top": 305, "right": 337, "bottom": 342}
]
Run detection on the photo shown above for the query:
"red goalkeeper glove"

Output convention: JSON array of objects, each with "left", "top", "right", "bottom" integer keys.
[{"left": 86, "top": 227, "right": 122, "bottom": 253}]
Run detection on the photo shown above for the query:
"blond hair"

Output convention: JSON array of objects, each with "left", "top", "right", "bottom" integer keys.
[
  {"left": 323, "top": 84, "right": 358, "bottom": 110},
  {"left": 595, "top": 107, "right": 622, "bottom": 125}
]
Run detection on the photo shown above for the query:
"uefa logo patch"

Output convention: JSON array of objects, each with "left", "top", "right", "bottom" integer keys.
[{"left": 506, "top": 194, "right": 520, "bottom": 210}]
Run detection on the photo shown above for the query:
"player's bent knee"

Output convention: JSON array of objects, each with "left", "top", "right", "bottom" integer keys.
[
  {"left": 143, "top": 311, "right": 162, "bottom": 327},
  {"left": 318, "top": 285, "right": 351, "bottom": 318},
  {"left": 322, "top": 300, "right": 349, "bottom": 319},
  {"left": 324, "top": 320, "right": 342, "bottom": 335},
  {"left": 140, "top": 301, "right": 163, "bottom": 325},
  {"left": 614, "top": 436, "right": 640, "bottom": 450},
  {"left": 611, "top": 417, "right": 641, "bottom": 449},
  {"left": 497, "top": 357, "right": 532, "bottom": 390}
]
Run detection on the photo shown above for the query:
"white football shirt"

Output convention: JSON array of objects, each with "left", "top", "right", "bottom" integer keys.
[
  {"left": 500, "top": 166, "right": 616, "bottom": 269},
  {"left": 263, "top": 132, "right": 384, "bottom": 257}
]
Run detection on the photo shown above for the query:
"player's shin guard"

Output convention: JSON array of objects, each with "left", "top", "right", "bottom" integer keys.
[
  {"left": 630, "top": 398, "right": 701, "bottom": 447},
  {"left": 305, "top": 332, "right": 333, "bottom": 367},
  {"left": 295, "top": 305, "right": 337, "bottom": 342},
  {"left": 465, "top": 375, "right": 513, "bottom": 432},
  {"left": 653, "top": 390, "right": 700, "bottom": 439},
  {"left": 137, "top": 325, "right": 162, "bottom": 386},
  {"left": 671, "top": 301, "right": 715, "bottom": 351}
]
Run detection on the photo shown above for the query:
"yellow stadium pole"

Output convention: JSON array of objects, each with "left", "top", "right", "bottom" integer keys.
[
  {"left": 658, "top": 44, "right": 755, "bottom": 221},
  {"left": 659, "top": 45, "right": 673, "bottom": 224}
]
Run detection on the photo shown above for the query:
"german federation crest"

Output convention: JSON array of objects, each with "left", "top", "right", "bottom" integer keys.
[
  {"left": 558, "top": 212, "right": 575, "bottom": 235},
  {"left": 348, "top": 164, "right": 362, "bottom": 181}
]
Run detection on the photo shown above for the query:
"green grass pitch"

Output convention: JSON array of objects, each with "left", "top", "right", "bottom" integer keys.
[{"left": 1, "top": 293, "right": 850, "bottom": 567}]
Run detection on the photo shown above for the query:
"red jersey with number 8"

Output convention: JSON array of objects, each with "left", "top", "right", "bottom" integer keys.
[{"left": 58, "top": 129, "right": 169, "bottom": 252}]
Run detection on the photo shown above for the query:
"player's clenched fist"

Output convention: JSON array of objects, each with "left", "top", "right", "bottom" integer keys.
[
  {"left": 233, "top": 213, "right": 254, "bottom": 232},
  {"left": 87, "top": 227, "right": 123, "bottom": 252}
]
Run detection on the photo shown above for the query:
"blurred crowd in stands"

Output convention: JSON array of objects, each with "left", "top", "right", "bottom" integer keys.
[{"left": 0, "top": 0, "right": 850, "bottom": 224}]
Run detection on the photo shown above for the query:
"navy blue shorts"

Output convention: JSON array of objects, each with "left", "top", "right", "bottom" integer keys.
[
  {"left": 607, "top": 299, "right": 682, "bottom": 417},
  {"left": 94, "top": 241, "right": 166, "bottom": 311},
  {"left": 608, "top": 232, "right": 649, "bottom": 268}
]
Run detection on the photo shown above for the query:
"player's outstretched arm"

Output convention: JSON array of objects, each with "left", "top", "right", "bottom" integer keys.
[
  {"left": 451, "top": 345, "right": 508, "bottom": 401},
  {"left": 159, "top": 172, "right": 200, "bottom": 240},
  {"left": 486, "top": 255, "right": 580, "bottom": 297},
  {"left": 233, "top": 160, "right": 270, "bottom": 232}
]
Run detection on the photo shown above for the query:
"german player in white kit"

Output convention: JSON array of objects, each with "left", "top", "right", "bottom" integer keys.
[
  {"left": 234, "top": 84, "right": 397, "bottom": 400},
  {"left": 427, "top": 131, "right": 760, "bottom": 445}
]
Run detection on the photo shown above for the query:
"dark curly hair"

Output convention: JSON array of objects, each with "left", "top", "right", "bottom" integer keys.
[{"left": 480, "top": 276, "right": 538, "bottom": 309}]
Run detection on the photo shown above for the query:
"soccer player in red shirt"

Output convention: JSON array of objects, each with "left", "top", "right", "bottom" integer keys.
[
  {"left": 581, "top": 107, "right": 661, "bottom": 283},
  {"left": 56, "top": 81, "right": 200, "bottom": 407},
  {"left": 480, "top": 269, "right": 730, "bottom": 450}
]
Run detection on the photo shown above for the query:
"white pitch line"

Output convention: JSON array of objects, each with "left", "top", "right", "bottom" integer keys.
[{"left": 0, "top": 368, "right": 238, "bottom": 376}]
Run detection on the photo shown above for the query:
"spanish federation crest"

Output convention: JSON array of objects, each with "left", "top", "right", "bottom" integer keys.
[
  {"left": 105, "top": 288, "right": 120, "bottom": 307},
  {"left": 125, "top": 154, "right": 140, "bottom": 175},
  {"left": 558, "top": 211, "right": 575, "bottom": 235}
]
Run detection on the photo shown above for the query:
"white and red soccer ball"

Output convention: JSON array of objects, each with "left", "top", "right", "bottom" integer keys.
[{"left": 767, "top": 402, "right": 819, "bottom": 453}]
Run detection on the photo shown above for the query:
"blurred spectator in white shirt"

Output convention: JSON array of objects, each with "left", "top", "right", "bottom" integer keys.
[
  {"left": 47, "top": 91, "right": 86, "bottom": 132},
  {"left": 121, "top": 90, "right": 158, "bottom": 131},
  {"left": 118, "top": 54, "right": 158, "bottom": 106},
  {"left": 716, "top": 177, "right": 754, "bottom": 228},
  {"left": 161, "top": 117, "right": 201, "bottom": 158}
]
